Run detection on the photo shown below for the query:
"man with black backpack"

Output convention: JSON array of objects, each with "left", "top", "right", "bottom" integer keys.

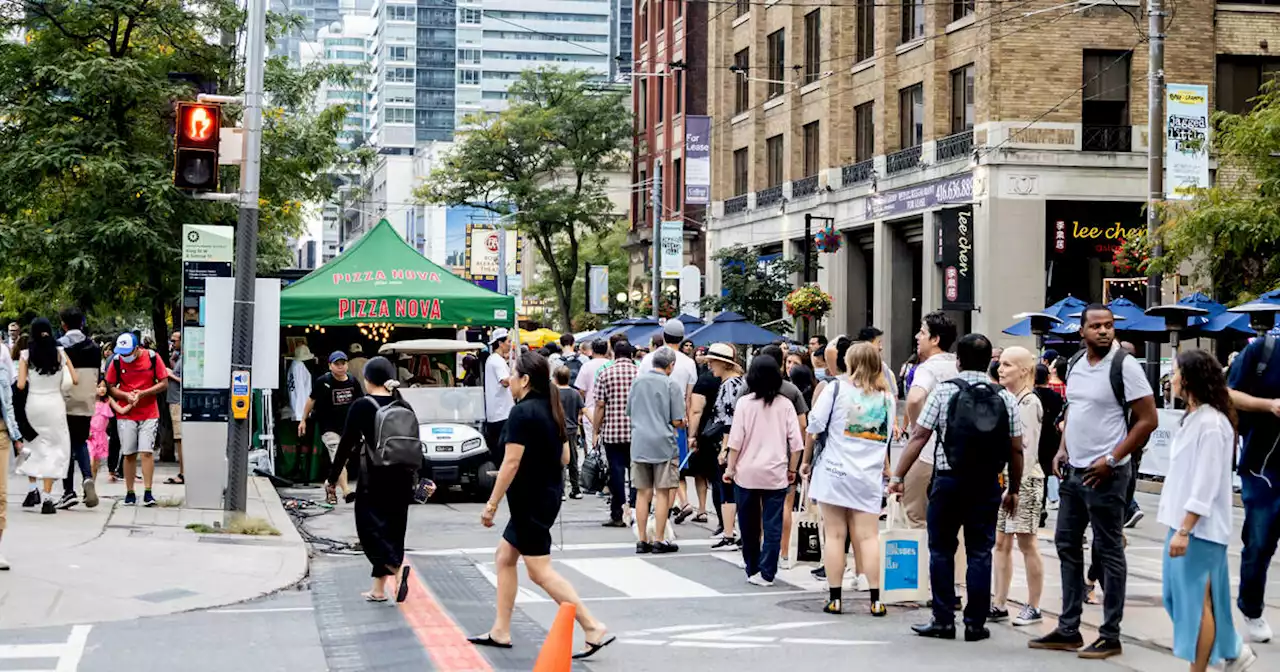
[
  {"left": 890, "top": 333, "right": 1023, "bottom": 643},
  {"left": 1030, "top": 304, "right": 1156, "bottom": 660}
]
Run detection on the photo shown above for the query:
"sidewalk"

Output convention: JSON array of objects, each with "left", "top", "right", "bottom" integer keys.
[{"left": 0, "top": 464, "right": 307, "bottom": 629}]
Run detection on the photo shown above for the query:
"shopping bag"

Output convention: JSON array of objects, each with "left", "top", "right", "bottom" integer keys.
[
  {"left": 580, "top": 447, "right": 607, "bottom": 493},
  {"left": 879, "top": 495, "right": 930, "bottom": 604},
  {"left": 794, "top": 479, "right": 822, "bottom": 564}
]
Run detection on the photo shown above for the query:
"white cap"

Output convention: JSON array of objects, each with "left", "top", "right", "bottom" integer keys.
[
  {"left": 349, "top": 343, "right": 364, "bottom": 355},
  {"left": 489, "top": 327, "right": 510, "bottom": 346}
]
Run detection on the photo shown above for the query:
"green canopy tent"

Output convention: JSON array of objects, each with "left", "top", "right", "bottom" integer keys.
[{"left": 280, "top": 218, "right": 515, "bottom": 327}]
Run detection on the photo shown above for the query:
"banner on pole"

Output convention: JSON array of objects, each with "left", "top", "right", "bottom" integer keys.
[
  {"left": 660, "top": 221, "right": 684, "bottom": 279},
  {"left": 1165, "top": 83, "right": 1210, "bottom": 200},
  {"left": 685, "top": 115, "right": 711, "bottom": 205},
  {"left": 937, "top": 206, "right": 975, "bottom": 311},
  {"left": 588, "top": 265, "right": 610, "bottom": 314}
]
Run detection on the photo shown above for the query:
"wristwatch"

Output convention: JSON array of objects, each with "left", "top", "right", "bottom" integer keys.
[
  {"left": 889, "top": 476, "right": 904, "bottom": 485},
  {"left": 1105, "top": 454, "right": 1118, "bottom": 469},
  {"left": 1176, "top": 527, "right": 1191, "bottom": 537}
]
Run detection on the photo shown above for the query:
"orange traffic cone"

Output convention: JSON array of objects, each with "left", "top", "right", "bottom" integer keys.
[{"left": 532, "top": 602, "right": 576, "bottom": 672}]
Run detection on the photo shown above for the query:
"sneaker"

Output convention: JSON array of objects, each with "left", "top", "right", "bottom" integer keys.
[
  {"left": 1077, "top": 637, "right": 1122, "bottom": 659},
  {"left": 1011, "top": 605, "right": 1043, "bottom": 626},
  {"left": 124, "top": 491, "right": 137, "bottom": 506},
  {"left": 0, "top": 554, "right": 9, "bottom": 571},
  {"left": 144, "top": 492, "right": 157, "bottom": 507},
  {"left": 854, "top": 574, "right": 871, "bottom": 592},
  {"left": 636, "top": 541, "right": 653, "bottom": 554},
  {"left": 1226, "top": 645, "right": 1259, "bottom": 672},
  {"left": 22, "top": 489, "right": 40, "bottom": 508},
  {"left": 711, "top": 536, "right": 739, "bottom": 551},
  {"left": 652, "top": 541, "right": 679, "bottom": 554},
  {"left": 812, "top": 566, "right": 827, "bottom": 580},
  {"left": 41, "top": 499, "right": 56, "bottom": 515},
  {"left": 710, "top": 527, "right": 724, "bottom": 539},
  {"left": 1028, "top": 629, "right": 1085, "bottom": 651},
  {"left": 1124, "top": 507, "right": 1144, "bottom": 529},
  {"left": 1244, "top": 616, "right": 1273, "bottom": 643},
  {"left": 1047, "top": 499, "right": 1059, "bottom": 510},
  {"left": 55, "top": 492, "right": 79, "bottom": 510},
  {"left": 779, "top": 556, "right": 794, "bottom": 570},
  {"left": 83, "top": 479, "right": 99, "bottom": 508},
  {"left": 988, "top": 606, "right": 1009, "bottom": 622},
  {"left": 870, "top": 601, "right": 887, "bottom": 617},
  {"left": 747, "top": 574, "right": 774, "bottom": 587},
  {"left": 569, "top": 491, "right": 583, "bottom": 500},
  {"left": 601, "top": 519, "right": 627, "bottom": 528}
]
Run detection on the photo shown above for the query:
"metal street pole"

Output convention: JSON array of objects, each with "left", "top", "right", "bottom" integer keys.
[
  {"left": 1145, "top": 0, "right": 1166, "bottom": 396},
  {"left": 651, "top": 162, "right": 662, "bottom": 319},
  {"left": 224, "top": 0, "right": 266, "bottom": 516},
  {"left": 803, "top": 213, "right": 812, "bottom": 342}
]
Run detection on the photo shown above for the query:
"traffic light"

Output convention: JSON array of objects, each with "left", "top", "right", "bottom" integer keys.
[{"left": 173, "top": 102, "right": 221, "bottom": 191}]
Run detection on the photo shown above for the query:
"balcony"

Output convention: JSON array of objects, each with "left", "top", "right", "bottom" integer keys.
[
  {"left": 935, "top": 129, "right": 973, "bottom": 163},
  {"left": 1082, "top": 125, "right": 1132, "bottom": 152},
  {"left": 841, "top": 159, "right": 874, "bottom": 186},
  {"left": 756, "top": 184, "right": 784, "bottom": 208},
  {"left": 791, "top": 175, "right": 818, "bottom": 199},
  {"left": 885, "top": 145, "right": 922, "bottom": 175},
  {"left": 725, "top": 194, "right": 748, "bottom": 215}
]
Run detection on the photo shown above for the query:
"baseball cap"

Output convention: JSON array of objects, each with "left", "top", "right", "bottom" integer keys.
[
  {"left": 349, "top": 343, "right": 364, "bottom": 355},
  {"left": 114, "top": 332, "right": 139, "bottom": 356},
  {"left": 663, "top": 320, "right": 685, "bottom": 339},
  {"left": 489, "top": 327, "right": 510, "bottom": 345},
  {"left": 329, "top": 351, "right": 348, "bottom": 363},
  {"left": 1042, "top": 348, "right": 1060, "bottom": 362}
]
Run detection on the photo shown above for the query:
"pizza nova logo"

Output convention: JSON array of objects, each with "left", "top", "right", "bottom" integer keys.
[
  {"left": 337, "top": 298, "right": 444, "bottom": 320},
  {"left": 332, "top": 269, "right": 442, "bottom": 285}
]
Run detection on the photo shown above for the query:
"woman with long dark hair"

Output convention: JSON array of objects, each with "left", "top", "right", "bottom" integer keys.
[
  {"left": 16, "top": 318, "right": 78, "bottom": 514},
  {"left": 1160, "top": 349, "right": 1257, "bottom": 672},
  {"left": 326, "top": 356, "right": 416, "bottom": 603},
  {"left": 471, "top": 351, "right": 614, "bottom": 659}
]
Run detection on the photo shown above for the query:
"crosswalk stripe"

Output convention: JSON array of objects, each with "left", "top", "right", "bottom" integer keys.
[
  {"left": 473, "top": 562, "right": 550, "bottom": 603},
  {"left": 560, "top": 557, "right": 723, "bottom": 598}
]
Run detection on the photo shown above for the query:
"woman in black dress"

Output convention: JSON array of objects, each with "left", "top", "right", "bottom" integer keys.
[
  {"left": 326, "top": 356, "right": 416, "bottom": 603},
  {"left": 469, "top": 351, "right": 615, "bottom": 660}
]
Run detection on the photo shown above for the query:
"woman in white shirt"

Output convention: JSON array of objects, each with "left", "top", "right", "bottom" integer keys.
[
  {"left": 801, "top": 343, "right": 893, "bottom": 617},
  {"left": 1160, "top": 349, "right": 1255, "bottom": 672},
  {"left": 991, "top": 347, "right": 1046, "bottom": 626}
]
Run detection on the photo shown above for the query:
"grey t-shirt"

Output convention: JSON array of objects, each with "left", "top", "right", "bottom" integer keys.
[
  {"left": 558, "top": 386, "right": 584, "bottom": 435},
  {"left": 166, "top": 353, "right": 182, "bottom": 405},
  {"left": 627, "top": 371, "right": 686, "bottom": 464},
  {"left": 780, "top": 380, "right": 810, "bottom": 417}
]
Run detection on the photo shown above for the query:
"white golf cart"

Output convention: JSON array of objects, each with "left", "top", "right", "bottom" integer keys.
[{"left": 379, "top": 339, "right": 496, "bottom": 499}]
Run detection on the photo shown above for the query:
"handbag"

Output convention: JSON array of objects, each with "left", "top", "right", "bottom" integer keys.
[
  {"left": 699, "top": 419, "right": 727, "bottom": 444},
  {"left": 812, "top": 381, "right": 839, "bottom": 464},
  {"left": 580, "top": 447, "right": 608, "bottom": 493},
  {"left": 879, "top": 495, "right": 931, "bottom": 604},
  {"left": 794, "top": 478, "right": 822, "bottom": 563}
]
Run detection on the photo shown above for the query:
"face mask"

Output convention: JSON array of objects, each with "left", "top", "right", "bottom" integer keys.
[{"left": 121, "top": 352, "right": 138, "bottom": 363}]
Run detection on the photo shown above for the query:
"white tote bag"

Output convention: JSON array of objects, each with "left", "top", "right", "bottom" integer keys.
[{"left": 879, "top": 495, "right": 930, "bottom": 604}]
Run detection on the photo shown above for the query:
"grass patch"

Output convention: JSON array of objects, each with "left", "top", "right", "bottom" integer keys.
[{"left": 185, "top": 517, "right": 281, "bottom": 537}]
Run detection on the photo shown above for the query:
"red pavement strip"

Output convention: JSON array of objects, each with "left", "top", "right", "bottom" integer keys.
[{"left": 399, "top": 560, "right": 495, "bottom": 672}]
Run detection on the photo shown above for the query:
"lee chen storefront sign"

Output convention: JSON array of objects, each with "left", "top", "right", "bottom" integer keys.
[
  {"left": 866, "top": 173, "right": 973, "bottom": 220},
  {"left": 937, "top": 206, "right": 975, "bottom": 310}
]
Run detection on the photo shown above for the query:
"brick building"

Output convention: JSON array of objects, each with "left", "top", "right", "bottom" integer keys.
[
  {"left": 705, "top": 0, "right": 1279, "bottom": 369},
  {"left": 627, "top": 0, "right": 710, "bottom": 306}
]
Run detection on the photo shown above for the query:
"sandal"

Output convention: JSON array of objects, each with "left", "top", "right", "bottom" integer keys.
[
  {"left": 673, "top": 505, "right": 694, "bottom": 525},
  {"left": 362, "top": 592, "right": 388, "bottom": 602},
  {"left": 823, "top": 598, "right": 842, "bottom": 614},
  {"left": 871, "top": 601, "right": 887, "bottom": 617},
  {"left": 395, "top": 566, "right": 411, "bottom": 603},
  {"left": 467, "top": 633, "right": 513, "bottom": 649},
  {"left": 571, "top": 635, "right": 616, "bottom": 660},
  {"left": 165, "top": 474, "right": 185, "bottom": 485},
  {"left": 692, "top": 512, "right": 708, "bottom": 523}
]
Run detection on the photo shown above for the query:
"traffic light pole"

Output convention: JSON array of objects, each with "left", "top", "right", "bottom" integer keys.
[
  {"left": 224, "top": 0, "right": 267, "bottom": 517},
  {"left": 1144, "top": 0, "right": 1166, "bottom": 398}
]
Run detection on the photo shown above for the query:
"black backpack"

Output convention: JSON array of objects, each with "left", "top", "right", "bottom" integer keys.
[
  {"left": 562, "top": 353, "right": 585, "bottom": 384},
  {"left": 939, "top": 379, "right": 1011, "bottom": 476},
  {"left": 363, "top": 396, "right": 424, "bottom": 471},
  {"left": 1066, "top": 348, "right": 1148, "bottom": 451},
  {"left": 1033, "top": 386, "right": 1064, "bottom": 475}
]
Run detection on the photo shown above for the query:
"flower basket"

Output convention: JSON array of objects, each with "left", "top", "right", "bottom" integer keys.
[
  {"left": 814, "top": 222, "right": 843, "bottom": 254},
  {"left": 785, "top": 285, "right": 833, "bottom": 320}
]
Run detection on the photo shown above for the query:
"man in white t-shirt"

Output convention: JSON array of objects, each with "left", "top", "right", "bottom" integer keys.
[
  {"left": 902, "top": 311, "right": 959, "bottom": 529},
  {"left": 483, "top": 328, "right": 515, "bottom": 463}
]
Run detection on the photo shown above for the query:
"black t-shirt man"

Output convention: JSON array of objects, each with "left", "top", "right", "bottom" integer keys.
[{"left": 311, "top": 372, "right": 365, "bottom": 435}]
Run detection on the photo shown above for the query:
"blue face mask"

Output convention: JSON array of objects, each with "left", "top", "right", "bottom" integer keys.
[{"left": 121, "top": 352, "right": 138, "bottom": 363}]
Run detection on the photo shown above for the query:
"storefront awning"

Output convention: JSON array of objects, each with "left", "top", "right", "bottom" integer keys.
[{"left": 279, "top": 219, "right": 516, "bottom": 328}]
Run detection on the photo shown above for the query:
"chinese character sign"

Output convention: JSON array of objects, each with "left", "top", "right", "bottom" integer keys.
[{"left": 1165, "top": 83, "right": 1210, "bottom": 201}]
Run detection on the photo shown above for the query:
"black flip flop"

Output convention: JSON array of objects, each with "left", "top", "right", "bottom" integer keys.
[
  {"left": 572, "top": 635, "right": 616, "bottom": 660},
  {"left": 467, "top": 634, "right": 513, "bottom": 649},
  {"left": 396, "top": 566, "right": 411, "bottom": 603}
]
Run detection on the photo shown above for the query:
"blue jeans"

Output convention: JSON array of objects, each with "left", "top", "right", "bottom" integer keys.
[
  {"left": 927, "top": 472, "right": 1001, "bottom": 627},
  {"left": 1238, "top": 472, "right": 1280, "bottom": 619},
  {"left": 62, "top": 440, "right": 92, "bottom": 494},
  {"left": 734, "top": 485, "right": 786, "bottom": 582},
  {"left": 604, "top": 442, "right": 630, "bottom": 523}
]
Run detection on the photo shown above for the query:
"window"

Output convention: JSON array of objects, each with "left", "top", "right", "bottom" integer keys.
[
  {"left": 1216, "top": 55, "right": 1280, "bottom": 114},
  {"left": 458, "top": 48, "right": 481, "bottom": 64},
  {"left": 674, "top": 70, "right": 683, "bottom": 114},
  {"left": 458, "top": 69, "right": 480, "bottom": 85},
  {"left": 459, "top": 7, "right": 482, "bottom": 24},
  {"left": 950, "top": 64, "right": 974, "bottom": 132},
  {"left": 766, "top": 29, "right": 785, "bottom": 99},
  {"left": 900, "top": 0, "right": 923, "bottom": 43},
  {"left": 672, "top": 157, "right": 682, "bottom": 211},
  {"left": 854, "top": 101, "right": 874, "bottom": 161},
  {"left": 856, "top": 0, "right": 874, "bottom": 62},
  {"left": 386, "top": 67, "right": 414, "bottom": 83},
  {"left": 656, "top": 77, "right": 665, "bottom": 117},
  {"left": 802, "top": 122, "right": 819, "bottom": 177},
  {"left": 387, "top": 46, "right": 410, "bottom": 62},
  {"left": 384, "top": 107, "right": 415, "bottom": 124},
  {"left": 676, "top": 0, "right": 683, "bottom": 18},
  {"left": 803, "top": 10, "right": 821, "bottom": 85},
  {"left": 952, "top": 0, "right": 974, "bottom": 21},
  {"left": 734, "top": 48, "right": 749, "bottom": 114},
  {"left": 638, "top": 78, "right": 647, "bottom": 126},
  {"left": 733, "top": 148, "right": 749, "bottom": 196},
  {"left": 1082, "top": 50, "right": 1132, "bottom": 125},
  {"left": 899, "top": 83, "right": 923, "bottom": 148},
  {"left": 656, "top": 0, "right": 664, "bottom": 25},
  {"left": 485, "top": 10, "right": 607, "bottom": 22},
  {"left": 385, "top": 4, "right": 414, "bottom": 21},
  {"left": 766, "top": 134, "right": 784, "bottom": 186},
  {"left": 735, "top": 0, "right": 748, "bottom": 18}
]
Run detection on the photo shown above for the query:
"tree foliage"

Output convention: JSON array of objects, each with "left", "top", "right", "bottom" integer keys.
[
  {"left": 700, "top": 245, "right": 804, "bottom": 333},
  {"left": 416, "top": 69, "right": 632, "bottom": 331},
  {"left": 0, "top": 0, "right": 369, "bottom": 347},
  {"left": 1151, "top": 84, "right": 1280, "bottom": 303},
  {"left": 524, "top": 218, "right": 630, "bottom": 330}
]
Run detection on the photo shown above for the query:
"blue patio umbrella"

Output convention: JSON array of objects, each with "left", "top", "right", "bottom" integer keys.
[
  {"left": 1002, "top": 296, "right": 1088, "bottom": 337},
  {"left": 1177, "top": 292, "right": 1228, "bottom": 317},
  {"left": 1201, "top": 292, "right": 1280, "bottom": 334},
  {"left": 611, "top": 317, "right": 661, "bottom": 343},
  {"left": 687, "top": 311, "right": 783, "bottom": 346},
  {"left": 635, "top": 313, "right": 706, "bottom": 346}
]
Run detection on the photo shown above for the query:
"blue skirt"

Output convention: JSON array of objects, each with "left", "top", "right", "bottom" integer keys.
[{"left": 1162, "top": 530, "right": 1243, "bottom": 665}]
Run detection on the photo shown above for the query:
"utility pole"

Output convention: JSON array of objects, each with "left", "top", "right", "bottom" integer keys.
[
  {"left": 1145, "top": 0, "right": 1166, "bottom": 396},
  {"left": 224, "top": 0, "right": 266, "bottom": 516},
  {"left": 651, "top": 161, "right": 662, "bottom": 319}
]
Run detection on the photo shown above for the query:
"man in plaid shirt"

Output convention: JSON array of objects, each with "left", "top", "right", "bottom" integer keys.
[
  {"left": 890, "top": 333, "right": 1024, "bottom": 643},
  {"left": 593, "top": 340, "right": 638, "bottom": 527}
]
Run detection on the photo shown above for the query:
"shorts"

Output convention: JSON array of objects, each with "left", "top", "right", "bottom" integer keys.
[
  {"left": 119, "top": 418, "right": 159, "bottom": 456},
  {"left": 997, "top": 476, "right": 1046, "bottom": 535},
  {"left": 321, "top": 432, "right": 342, "bottom": 460},
  {"left": 631, "top": 460, "right": 680, "bottom": 489},
  {"left": 169, "top": 404, "right": 182, "bottom": 440}
]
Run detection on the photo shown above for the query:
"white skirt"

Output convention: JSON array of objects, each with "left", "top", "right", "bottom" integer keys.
[
  {"left": 809, "top": 439, "right": 886, "bottom": 515},
  {"left": 17, "top": 390, "right": 71, "bottom": 479}
]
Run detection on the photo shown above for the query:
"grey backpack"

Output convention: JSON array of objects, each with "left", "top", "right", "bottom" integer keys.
[{"left": 365, "top": 398, "right": 424, "bottom": 471}]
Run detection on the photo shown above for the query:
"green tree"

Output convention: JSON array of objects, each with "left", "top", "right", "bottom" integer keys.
[
  {"left": 1148, "top": 85, "right": 1280, "bottom": 302},
  {"left": 0, "top": 0, "right": 368, "bottom": 351},
  {"left": 525, "top": 219, "right": 629, "bottom": 331},
  {"left": 700, "top": 245, "right": 805, "bottom": 333},
  {"left": 416, "top": 68, "right": 632, "bottom": 331}
]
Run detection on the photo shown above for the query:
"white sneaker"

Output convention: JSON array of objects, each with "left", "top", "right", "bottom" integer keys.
[
  {"left": 1226, "top": 645, "right": 1258, "bottom": 672},
  {"left": 779, "top": 556, "right": 794, "bottom": 570},
  {"left": 854, "top": 574, "right": 871, "bottom": 592},
  {"left": 747, "top": 574, "right": 774, "bottom": 587},
  {"left": 0, "top": 554, "right": 9, "bottom": 571},
  {"left": 1047, "top": 500, "right": 1059, "bottom": 510},
  {"left": 1245, "top": 617, "right": 1273, "bottom": 643}
]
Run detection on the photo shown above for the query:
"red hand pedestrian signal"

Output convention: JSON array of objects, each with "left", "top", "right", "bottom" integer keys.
[{"left": 173, "top": 102, "right": 221, "bottom": 191}]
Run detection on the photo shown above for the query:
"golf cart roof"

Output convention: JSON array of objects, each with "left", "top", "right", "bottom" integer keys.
[{"left": 379, "top": 339, "right": 482, "bottom": 355}]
